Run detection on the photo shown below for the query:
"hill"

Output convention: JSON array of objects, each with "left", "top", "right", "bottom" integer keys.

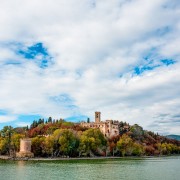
[{"left": 0, "top": 117, "right": 180, "bottom": 157}]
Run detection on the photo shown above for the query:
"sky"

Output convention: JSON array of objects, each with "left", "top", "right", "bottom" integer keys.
[{"left": 0, "top": 0, "right": 180, "bottom": 135}]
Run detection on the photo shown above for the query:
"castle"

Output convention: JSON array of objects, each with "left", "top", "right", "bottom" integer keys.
[{"left": 81, "top": 112, "right": 119, "bottom": 137}]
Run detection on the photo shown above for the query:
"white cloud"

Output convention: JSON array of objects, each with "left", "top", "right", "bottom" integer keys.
[
  {"left": 0, "top": 115, "right": 17, "bottom": 123},
  {"left": 15, "top": 121, "right": 31, "bottom": 127},
  {"left": 0, "top": 0, "right": 180, "bottom": 134}
]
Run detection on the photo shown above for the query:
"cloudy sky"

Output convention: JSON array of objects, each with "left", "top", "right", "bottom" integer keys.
[{"left": 0, "top": 0, "right": 180, "bottom": 135}]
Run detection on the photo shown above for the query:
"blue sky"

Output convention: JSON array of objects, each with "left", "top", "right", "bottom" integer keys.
[{"left": 0, "top": 0, "right": 180, "bottom": 135}]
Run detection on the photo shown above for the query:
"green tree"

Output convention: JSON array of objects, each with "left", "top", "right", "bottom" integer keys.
[
  {"left": 53, "top": 129, "right": 79, "bottom": 157},
  {"left": 11, "top": 133, "right": 24, "bottom": 152},
  {"left": 79, "top": 129, "right": 107, "bottom": 156},
  {"left": 87, "top": 118, "right": 90, "bottom": 123},
  {"left": 130, "top": 124, "right": 144, "bottom": 141},
  {"left": 0, "top": 126, "right": 14, "bottom": 155},
  {"left": 43, "top": 136, "right": 55, "bottom": 156},
  {"left": 31, "top": 136, "right": 45, "bottom": 156},
  {"left": 48, "top": 117, "right": 52, "bottom": 123},
  {"left": 117, "top": 134, "right": 134, "bottom": 156},
  {"left": 132, "top": 142, "right": 144, "bottom": 156},
  {"left": 46, "top": 126, "right": 58, "bottom": 135},
  {"left": 0, "top": 137, "right": 8, "bottom": 154}
]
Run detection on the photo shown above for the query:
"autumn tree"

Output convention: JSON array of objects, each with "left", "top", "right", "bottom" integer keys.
[{"left": 108, "top": 135, "right": 120, "bottom": 156}]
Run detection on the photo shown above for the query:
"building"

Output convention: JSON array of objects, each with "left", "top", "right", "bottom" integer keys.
[
  {"left": 16, "top": 138, "right": 34, "bottom": 158},
  {"left": 81, "top": 112, "right": 119, "bottom": 138}
]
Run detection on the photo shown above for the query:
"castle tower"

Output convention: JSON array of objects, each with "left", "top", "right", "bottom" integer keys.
[
  {"left": 20, "top": 139, "right": 32, "bottom": 153},
  {"left": 16, "top": 138, "right": 34, "bottom": 158},
  {"left": 95, "top": 111, "right": 101, "bottom": 123}
]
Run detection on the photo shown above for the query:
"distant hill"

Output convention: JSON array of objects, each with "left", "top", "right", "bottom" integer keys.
[{"left": 166, "top": 135, "right": 180, "bottom": 141}]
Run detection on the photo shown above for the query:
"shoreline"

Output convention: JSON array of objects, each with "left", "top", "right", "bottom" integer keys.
[{"left": 0, "top": 155, "right": 179, "bottom": 161}]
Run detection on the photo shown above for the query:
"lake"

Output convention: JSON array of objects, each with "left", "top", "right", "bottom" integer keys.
[{"left": 0, "top": 156, "right": 179, "bottom": 180}]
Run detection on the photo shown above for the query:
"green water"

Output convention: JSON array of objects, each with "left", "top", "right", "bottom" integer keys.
[{"left": 0, "top": 157, "right": 180, "bottom": 180}]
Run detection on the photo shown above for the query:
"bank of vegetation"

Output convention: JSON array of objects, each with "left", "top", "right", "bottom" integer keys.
[{"left": 0, "top": 117, "right": 179, "bottom": 157}]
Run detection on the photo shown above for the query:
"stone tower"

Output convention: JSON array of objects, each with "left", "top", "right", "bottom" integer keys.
[
  {"left": 95, "top": 111, "right": 101, "bottom": 123},
  {"left": 20, "top": 139, "right": 32, "bottom": 152},
  {"left": 16, "top": 138, "right": 34, "bottom": 158}
]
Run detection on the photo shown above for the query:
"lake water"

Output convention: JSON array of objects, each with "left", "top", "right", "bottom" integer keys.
[{"left": 0, "top": 157, "right": 180, "bottom": 180}]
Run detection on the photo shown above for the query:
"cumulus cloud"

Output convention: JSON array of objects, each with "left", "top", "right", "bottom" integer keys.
[{"left": 0, "top": 0, "right": 180, "bottom": 134}]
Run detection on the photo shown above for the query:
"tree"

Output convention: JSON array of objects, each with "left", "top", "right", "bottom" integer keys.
[
  {"left": 0, "top": 137, "right": 8, "bottom": 155},
  {"left": 132, "top": 142, "right": 144, "bottom": 156},
  {"left": 11, "top": 133, "right": 24, "bottom": 152},
  {"left": 87, "top": 118, "right": 90, "bottom": 123},
  {"left": 0, "top": 126, "right": 14, "bottom": 155},
  {"left": 43, "top": 136, "right": 55, "bottom": 156},
  {"left": 108, "top": 135, "right": 120, "bottom": 156},
  {"left": 117, "top": 134, "right": 145, "bottom": 156},
  {"left": 30, "top": 120, "right": 38, "bottom": 129},
  {"left": 117, "top": 134, "right": 134, "bottom": 156},
  {"left": 130, "top": 124, "right": 144, "bottom": 141},
  {"left": 31, "top": 136, "right": 45, "bottom": 156},
  {"left": 145, "top": 145, "right": 155, "bottom": 155},
  {"left": 46, "top": 126, "right": 58, "bottom": 135},
  {"left": 53, "top": 129, "right": 78, "bottom": 157},
  {"left": 79, "top": 135, "right": 96, "bottom": 156},
  {"left": 48, "top": 117, "right": 52, "bottom": 123},
  {"left": 79, "top": 129, "right": 107, "bottom": 156}
]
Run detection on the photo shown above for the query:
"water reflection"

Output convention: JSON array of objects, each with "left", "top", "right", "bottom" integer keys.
[
  {"left": 0, "top": 157, "right": 179, "bottom": 180},
  {"left": 17, "top": 160, "right": 26, "bottom": 167},
  {"left": 16, "top": 161, "right": 27, "bottom": 179}
]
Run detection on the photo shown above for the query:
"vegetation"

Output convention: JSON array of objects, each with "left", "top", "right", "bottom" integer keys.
[{"left": 0, "top": 118, "right": 179, "bottom": 157}]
